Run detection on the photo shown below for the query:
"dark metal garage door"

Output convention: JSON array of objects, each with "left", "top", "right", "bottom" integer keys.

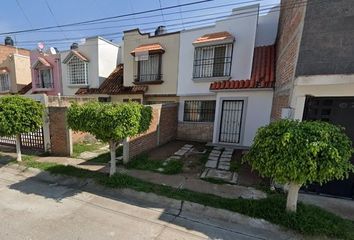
[{"left": 303, "top": 96, "right": 354, "bottom": 199}]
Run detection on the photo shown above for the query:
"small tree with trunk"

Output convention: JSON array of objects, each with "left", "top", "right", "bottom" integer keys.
[
  {"left": 67, "top": 101, "right": 152, "bottom": 176},
  {"left": 244, "top": 120, "right": 354, "bottom": 212},
  {"left": 0, "top": 96, "right": 44, "bottom": 162}
]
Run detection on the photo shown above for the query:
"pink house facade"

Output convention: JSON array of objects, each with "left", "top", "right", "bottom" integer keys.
[{"left": 30, "top": 50, "right": 62, "bottom": 95}]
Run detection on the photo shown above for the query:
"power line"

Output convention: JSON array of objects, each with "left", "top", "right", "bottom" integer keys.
[
  {"left": 15, "top": 0, "right": 34, "bottom": 28},
  {"left": 15, "top": 0, "right": 308, "bottom": 48},
  {"left": 43, "top": 0, "right": 69, "bottom": 40},
  {"left": 158, "top": 0, "right": 167, "bottom": 25},
  {"left": 0, "top": 0, "right": 213, "bottom": 35}
]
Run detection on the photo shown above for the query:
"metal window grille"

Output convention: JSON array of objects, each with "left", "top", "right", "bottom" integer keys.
[
  {"left": 136, "top": 54, "right": 161, "bottom": 82},
  {"left": 67, "top": 56, "right": 88, "bottom": 85},
  {"left": 37, "top": 68, "right": 54, "bottom": 88},
  {"left": 183, "top": 100, "right": 216, "bottom": 122},
  {"left": 0, "top": 73, "right": 10, "bottom": 91},
  {"left": 193, "top": 43, "right": 233, "bottom": 78}
]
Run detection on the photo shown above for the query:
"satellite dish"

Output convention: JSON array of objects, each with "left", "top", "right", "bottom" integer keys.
[
  {"left": 37, "top": 42, "right": 45, "bottom": 52},
  {"left": 49, "top": 47, "right": 57, "bottom": 55}
]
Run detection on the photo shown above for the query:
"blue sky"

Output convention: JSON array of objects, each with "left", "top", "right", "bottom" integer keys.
[{"left": 0, "top": 0, "right": 279, "bottom": 50}]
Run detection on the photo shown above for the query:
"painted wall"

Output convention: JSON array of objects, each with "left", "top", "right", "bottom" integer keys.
[
  {"left": 255, "top": 5, "right": 280, "bottom": 46},
  {"left": 212, "top": 90, "right": 273, "bottom": 147},
  {"left": 123, "top": 29, "right": 180, "bottom": 95},
  {"left": 30, "top": 50, "right": 62, "bottom": 95},
  {"left": 61, "top": 37, "right": 120, "bottom": 96},
  {"left": 177, "top": 4, "right": 259, "bottom": 96}
]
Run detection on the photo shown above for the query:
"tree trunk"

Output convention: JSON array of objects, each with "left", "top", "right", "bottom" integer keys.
[
  {"left": 16, "top": 134, "right": 22, "bottom": 162},
  {"left": 109, "top": 140, "right": 116, "bottom": 176},
  {"left": 286, "top": 182, "right": 302, "bottom": 212}
]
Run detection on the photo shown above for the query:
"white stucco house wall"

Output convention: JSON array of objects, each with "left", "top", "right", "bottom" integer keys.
[
  {"left": 176, "top": 4, "right": 279, "bottom": 147},
  {"left": 60, "top": 36, "right": 121, "bottom": 96}
]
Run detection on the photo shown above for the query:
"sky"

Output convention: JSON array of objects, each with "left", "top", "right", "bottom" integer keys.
[{"left": 0, "top": 0, "right": 279, "bottom": 50}]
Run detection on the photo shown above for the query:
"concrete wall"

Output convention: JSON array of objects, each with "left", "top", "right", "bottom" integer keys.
[
  {"left": 123, "top": 29, "right": 180, "bottom": 95},
  {"left": 213, "top": 90, "right": 273, "bottom": 147},
  {"left": 30, "top": 51, "right": 62, "bottom": 95},
  {"left": 271, "top": 0, "right": 307, "bottom": 120},
  {"left": 177, "top": 5, "right": 259, "bottom": 96},
  {"left": 296, "top": 0, "right": 354, "bottom": 76},
  {"left": 61, "top": 37, "right": 120, "bottom": 96},
  {"left": 126, "top": 103, "right": 178, "bottom": 160}
]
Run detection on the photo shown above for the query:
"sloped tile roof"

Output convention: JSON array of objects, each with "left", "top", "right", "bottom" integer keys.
[
  {"left": 76, "top": 64, "right": 147, "bottom": 95},
  {"left": 18, "top": 82, "right": 32, "bottom": 94},
  {"left": 62, "top": 50, "right": 89, "bottom": 63},
  {"left": 0, "top": 67, "right": 9, "bottom": 73},
  {"left": 210, "top": 45, "right": 275, "bottom": 91},
  {"left": 32, "top": 57, "right": 51, "bottom": 68},
  {"left": 130, "top": 43, "right": 164, "bottom": 55},
  {"left": 193, "top": 31, "right": 234, "bottom": 44}
]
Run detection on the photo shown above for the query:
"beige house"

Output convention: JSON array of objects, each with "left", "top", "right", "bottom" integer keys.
[
  {"left": 123, "top": 27, "right": 180, "bottom": 104},
  {"left": 0, "top": 42, "right": 31, "bottom": 94}
]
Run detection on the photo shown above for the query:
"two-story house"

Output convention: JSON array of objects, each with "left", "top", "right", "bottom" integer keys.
[
  {"left": 273, "top": 0, "right": 354, "bottom": 199},
  {"left": 0, "top": 37, "right": 31, "bottom": 94},
  {"left": 123, "top": 27, "right": 180, "bottom": 104},
  {"left": 61, "top": 36, "right": 121, "bottom": 96},
  {"left": 30, "top": 48, "right": 62, "bottom": 95},
  {"left": 177, "top": 4, "right": 279, "bottom": 146}
]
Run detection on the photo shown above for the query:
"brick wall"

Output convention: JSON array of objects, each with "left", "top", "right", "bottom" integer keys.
[
  {"left": 127, "top": 103, "right": 178, "bottom": 159},
  {"left": 177, "top": 122, "right": 214, "bottom": 142},
  {"left": 48, "top": 107, "right": 72, "bottom": 156},
  {"left": 0, "top": 45, "right": 30, "bottom": 63},
  {"left": 271, "top": 0, "right": 307, "bottom": 120}
]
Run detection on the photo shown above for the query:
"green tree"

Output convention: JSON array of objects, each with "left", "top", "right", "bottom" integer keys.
[
  {"left": 67, "top": 101, "right": 152, "bottom": 176},
  {"left": 244, "top": 120, "right": 354, "bottom": 212},
  {"left": 0, "top": 96, "right": 44, "bottom": 162}
]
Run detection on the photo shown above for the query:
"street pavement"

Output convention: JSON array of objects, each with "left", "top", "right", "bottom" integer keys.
[{"left": 0, "top": 165, "right": 298, "bottom": 240}]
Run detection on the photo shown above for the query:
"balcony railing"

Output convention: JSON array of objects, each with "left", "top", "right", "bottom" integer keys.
[
  {"left": 193, "top": 56, "right": 232, "bottom": 78},
  {"left": 134, "top": 73, "right": 162, "bottom": 83},
  {"left": 35, "top": 81, "right": 54, "bottom": 89}
]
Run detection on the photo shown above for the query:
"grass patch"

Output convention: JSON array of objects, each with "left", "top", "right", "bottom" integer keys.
[
  {"left": 230, "top": 159, "right": 242, "bottom": 172},
  {"left": 199, "top": 149, "right": 211, "bottom": 165},
  {"left": 86, "top": 146, "right": 123, "bottom": 164},
  {"left": 202, "top": 177, "right": 233, "bottom": 185},
  {"left": 126, "top": 154, "right": 183, "bottom": 175},
  {"left": 72, "top": 142, "right": 106, "bottom": 158},
  {"left": 19, "top": 158, "right": 354, "bottom": 240}
]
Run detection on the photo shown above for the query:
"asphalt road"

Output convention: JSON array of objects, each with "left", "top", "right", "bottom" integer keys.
[{"left": 0, "top": 165, "right": 296, "bottom": 240}]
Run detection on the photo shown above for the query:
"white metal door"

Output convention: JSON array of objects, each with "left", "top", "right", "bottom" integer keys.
[{"left": 219, "top": 100, "right": 244, "bottom": 143}]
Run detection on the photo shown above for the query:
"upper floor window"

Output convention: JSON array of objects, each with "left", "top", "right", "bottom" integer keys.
[
  {"left": 136, "top": 54, "right": 162, "bottom": 82},
  {"left": 67, "top": 55, "right": 88, "bottom": 85},
  {"left": 37, "top": 68, "right": 53, "bottom": 89},
  {"left": 193, "top": 43, "right": 233, "bottom": 79},
  {"left": 0, "top": 73, "right": 10, "bottom": 92}
]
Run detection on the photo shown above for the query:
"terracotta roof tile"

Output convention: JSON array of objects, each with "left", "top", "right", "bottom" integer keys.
[
  {"left": 0, "top": 67, "right": 9, "bottom": 73},
  {"left": 32, "top": 57, "right": 51, "bottom": 68},
  {"left": 76, "top": 64, "right": 147, "bottom": 95},
  {"left": 193, "top": 31, "right": 234, "bottom": 44},
  {"left": 130, "top": 43, "right": 164, "bottom": 55},
  {"left": 210, "top": 45, "right": 275, "bottom": 91},
  {"left": 63, "top": 50, "right": 89, "bottom": 63}
]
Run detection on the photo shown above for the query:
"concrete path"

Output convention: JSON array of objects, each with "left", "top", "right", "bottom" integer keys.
[{"left": 0, "top": 165, "right": 299, "bottom": 240}]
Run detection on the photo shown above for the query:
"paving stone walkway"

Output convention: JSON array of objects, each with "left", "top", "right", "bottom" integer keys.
[
  {"left": 201, "top": 147, "right": 238, "bottom": 184},
  {"left": 157, "top": 144, "right": 194, "bottom": 172}
]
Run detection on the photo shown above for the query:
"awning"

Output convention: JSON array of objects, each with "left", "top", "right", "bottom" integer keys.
[
  {"left": 32, "top": 57, "right": 52, "bottom": 69},
  {"left": 62, "top": 50, "right": 89, "bottom": 64},
  {"left": 130, "top": 43, "right": 165, "bottom": 56},
  {"left": 193, "top": 31, "right": 234, "bottom": 46},
  {"left": 0, "top": 67, "right": 9, "bottom": 73}
]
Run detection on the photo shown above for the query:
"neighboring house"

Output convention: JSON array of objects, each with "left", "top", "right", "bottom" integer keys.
[
  {"left": 176, "top": 4, "right": 279, "bottom": 146},
  {"left": 273, "top": 0, "right": 354, "bottom": 199},
  {"left": 61, "top": 36, "right": 121, "bottom": 96},
  {"left": 30, "top": 49, "right": 62, "bottom": 95},
  {"left": 76, "top": 64, "right": 147, "bottom": 102},
  {"left": 123, "top": 27, "right": 180, "bottom": 104},
  {"left": 0, "top": 37, "right": 31, "bottom": 94}
]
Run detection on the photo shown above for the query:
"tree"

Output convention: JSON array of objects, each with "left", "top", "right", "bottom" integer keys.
[
  {"left": 0, "top": 96, "right": 44, "bottom": 162},
  {"left": 244, "top": 120, "right": 354, "bottom": 212},
  {"left": 67, "top": 101, "right": 152, "bottom": 176}
]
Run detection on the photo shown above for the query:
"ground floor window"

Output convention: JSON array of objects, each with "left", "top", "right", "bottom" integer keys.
[
  {"left": 183, "top": 100, "right": 216, "bottom": 122},
  {"left": 0, "top": 73, "right": 10, "bottom": 92}
]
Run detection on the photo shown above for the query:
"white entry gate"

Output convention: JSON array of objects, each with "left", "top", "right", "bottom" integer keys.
[{"left": 218, "top": 100, "right": 244, "bottom": 143}]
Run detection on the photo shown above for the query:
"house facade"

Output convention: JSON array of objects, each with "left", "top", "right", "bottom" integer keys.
[
  {"left": 61, "top": 36, "right": 121, "bottom": 96},
  {"left": 176, "top": 4, "right": 279, "bottom": 146},
  {"left": 30, "top": 49, "right": 62, "bottom": 95},
  {"left": 273, "top": 0, "right": 354, "bottom": 198},
  {"left": 123, "top": 27, "right": 180, "bottom": 104},
  {"left": 0, "top": 38, "right": 31, "bottom": 94}
]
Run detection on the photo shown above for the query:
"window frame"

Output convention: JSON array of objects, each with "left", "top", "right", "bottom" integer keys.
[
  {"left": 135, "top": 53, "right": 162, "bottom": 83},
  {"left": 193, "top": 43, "right": 233, "bottom": 79},
  {"left": 37, "top": 67, "right": 54, "bottom": 89},
  {"left": 66, "top": 55, "right": 89, "bottom": 85},
  {"left": 0, "top": 73, "right": 10, "bottom": 92},
  {"left": 183, "top": 100, "right": 216, "bottom": 122}
]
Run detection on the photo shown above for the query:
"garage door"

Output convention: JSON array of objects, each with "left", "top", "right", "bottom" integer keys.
[{"left": 303, "top": 96, "right": 354, "bottom": 199}]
